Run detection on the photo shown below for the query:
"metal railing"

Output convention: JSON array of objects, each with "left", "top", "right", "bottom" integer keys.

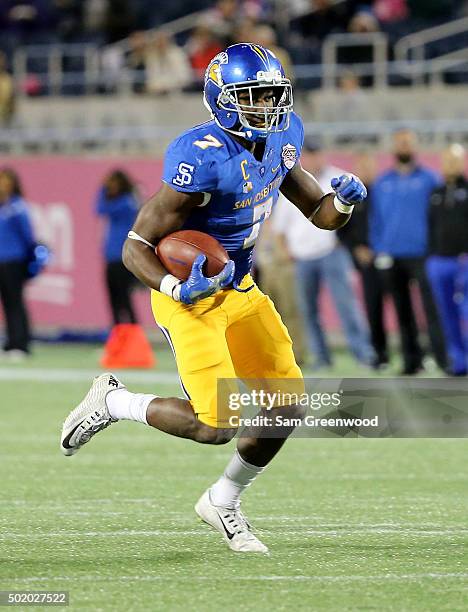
[
  {"left": 321, "top": 32, "right": 389, "bottom": 88},
  {"left": 8, "top": 19, "right": 468, "bottom": 96},
  {"left": 10, "top": 55, "right": 468, "bottom": 95},
  {"left": 394, "top": 16, "right": 468, "bottom": 85},
  {"left": 294, "top": 57, "right": 468, "bottom": 85},
  {"left": 427, "top": 48, "right": 468, "bottom": 85},
  {"left": 10, "top": 1, "right": 354, "bottom": 98},
  {"left": 13, "top": 43, "right": 100, "bottom": 95},
  {"left": 104, "top": 8, "right": 208, "bottom": 60},
  {"left": 1, "top": 117, "right": 467, "bottom": 155},
  {"left": 395, "top": 16, "right": 468, "bottom": 61}
]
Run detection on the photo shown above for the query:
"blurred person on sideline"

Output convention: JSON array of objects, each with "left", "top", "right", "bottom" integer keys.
[
  {"left": 0, "top": 51, "right": 15, "bottom": 126},
  {"left": 273, "top": 137, "right": 375, "bottom": 370},
  {"left": 255, "top": 218, "right": 307, "bottom": 366},
  {"left": 370, "top": 128, "right": 447, "bottom": 375},
  {"left": 145, "top": 30, "right": 192, "bottom": 95},
  {"left": 96, "top": 170, "right": 139, "bottom": 325},
  {"left": 0, "top": 168, "right": 36, "bottom": 359},
  {"left": 426, "top": 144, "right": 468, "bottom": 376},
  {"left": 338, "top": 150, "right": 389, "bottom": 367}
]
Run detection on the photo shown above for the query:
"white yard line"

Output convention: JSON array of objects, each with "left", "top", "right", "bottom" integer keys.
[
  {"left": 1, "top": 530, "right": 210, "bottom": 538},
  {"left": 0, "top": 368, "right": 179, "bottom": 384},
  {"left": 6, "top": 573, "right": 468, "bottom": 584},
  {"left": 1, "top": 527, "right": 467, "bottom": 539}
]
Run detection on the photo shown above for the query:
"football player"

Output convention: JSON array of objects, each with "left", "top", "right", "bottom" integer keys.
[{"left": 61, "top": 44, "right": 366, "bottom": 553}]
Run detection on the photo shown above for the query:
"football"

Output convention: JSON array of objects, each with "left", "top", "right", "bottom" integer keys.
[{"left": 156, "top": 230, "right": 229, "bottom": 281}]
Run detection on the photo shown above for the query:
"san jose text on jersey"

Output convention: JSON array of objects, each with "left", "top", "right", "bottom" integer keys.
[{"left": 162, "top": 112, "right": 304, "bottom": 283}]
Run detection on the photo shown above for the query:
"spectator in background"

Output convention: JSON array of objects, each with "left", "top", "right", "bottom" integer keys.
[
  {"left": 205, "top": 0, "right": 244, "bottom": 46},
  {"left": 1, "top": 0, "right": 52, "bottom": 46},
  {"left": 0, "top": 52, "right": 15, "bottom": 126},
  {"left": 337, "top": 71, "right": 370, "bottom": 124},
  {"left": 231, "top": 16, "right": 257, "bottom": 45},
  {"left": 338, "top": 8, "right": 381, "bottom": 86},
  {"left": 99, "top": 0, "right": 134, "bottom": 92},
  {"left": 103, "top": 0, "right": 134, "bottom": 43},
  {"left": 96, "top": 170, "right": 139, "bottom": 325},
  {"left": 370, "top": 128, "right": 447, "bottom": 374},
  {"left": 314, "top": 70, "right": 372, "bottom": 141},
  {"left": 348, "top": 8, "right": 380, "bottom": 33},
  {"left": 126, "top": 30, "right": 147, "bottom": 93},
  {"left": 426, "top": 144, "right": 468, "bottom": 376},
  {"left": 0, "top": 168, "right": 36, "bottom": 359},
  {"left": 291, "top": 0, "right": 348, "bottom": 63},
  {"left": 294, "top": 0, "right": 348, "bottom": 50},
  {"left": 82, "top": 0, "right": 108, "bottom": 38},
  {"left": 50, "top": 0, "right": 83, "bottom": 43},
  {"left": 252, "top": 24, "right": 295, "bottom": 81},
  {"left": 338, "top": 150, "right": 389, "bottom": 367},
  {"left": 145, "top": 30, "right": 192, "bottom": 95},
  {"left": 373, "top": 0, "right": 408, "bottom": 23},
  {"left": 407, "top": 0, "right": 458, "bottom": 26},
  {"left": 186, "top": 24, "right": 223, "bottom": 84},
  {"left": 273, "top": 138, "right": 375, "bottom": 370}
]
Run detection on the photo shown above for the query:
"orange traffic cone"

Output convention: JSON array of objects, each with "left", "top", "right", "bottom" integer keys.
[
  {"left": 101, "top": 325, "right": 125, "bottom": 362},
  {"left": 100, "top": 324, "right": 156, "bottom": 369}
]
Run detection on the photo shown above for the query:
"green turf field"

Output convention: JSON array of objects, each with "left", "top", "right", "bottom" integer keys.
[{"left": 0, "top": 345, "right": 467, "bottom": 611}]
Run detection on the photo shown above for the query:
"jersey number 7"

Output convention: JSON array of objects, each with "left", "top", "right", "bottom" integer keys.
[{"left": 243, "top": 197, "right": 273, "bottom": 249}]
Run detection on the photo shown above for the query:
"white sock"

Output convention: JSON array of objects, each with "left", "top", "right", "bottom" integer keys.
[
  {"left": 210, "top": 450, "right": 265, "bottom": 509},
  {"left": 106, "top": 388, "right": 156, "bottom": 424}
]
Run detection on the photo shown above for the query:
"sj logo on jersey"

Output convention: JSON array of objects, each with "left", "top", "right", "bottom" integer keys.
[
  {"left": 173, "top": 162, "right": 195, "bottom": 187},
  {"left": 281, "top": 143, "right": 297, "bottom": 170}
]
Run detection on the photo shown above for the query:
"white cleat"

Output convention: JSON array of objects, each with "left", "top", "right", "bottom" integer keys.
[
  {"left": 195, "top": 490, "right": 269, "bottom": 553},
  {"left": 60, "top": 372, "right": 124, "bottom": 456}
]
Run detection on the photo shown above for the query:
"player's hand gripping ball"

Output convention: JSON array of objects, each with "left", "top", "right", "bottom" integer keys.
[
  {"left": 331, "top": 173, "right": 367, "bottom": 205},
  {"left": 156, "top": 230, "right": 235, "bottom": 305},
  {"left": 178, "top": 254, "right": 234, "bottom": 304}
]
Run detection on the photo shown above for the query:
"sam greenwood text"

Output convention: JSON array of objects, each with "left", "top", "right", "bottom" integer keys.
[{"left": 229, "top": 414, "right": 379, "bottom": 428}]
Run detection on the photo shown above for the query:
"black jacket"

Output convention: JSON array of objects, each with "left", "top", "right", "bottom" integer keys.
[{"left": 428, "top": 176, "right": 468, "bottom": 257}]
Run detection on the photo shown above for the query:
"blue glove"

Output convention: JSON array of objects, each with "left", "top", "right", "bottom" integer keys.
[
  {"left": 331, "top": 173, "right": 367, "bottom": 205},
  {"left": 26, "top": 243, "right": 51, "bottom": 279},
  {"left": 179, "top": 254, "right": 235, "bottom": 305}
]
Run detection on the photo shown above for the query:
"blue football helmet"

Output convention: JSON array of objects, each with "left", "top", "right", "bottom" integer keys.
[{"left": 203, "top": 43, "right": 293, "bottom": 142}]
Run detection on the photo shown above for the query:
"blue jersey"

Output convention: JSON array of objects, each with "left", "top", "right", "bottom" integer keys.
[
  {"left": 95, "top": 189, "right": 139, "bottom": 262},
  {"left": 162, "top": 112, "right": 304, "bottom": 282},
  {"left": 0, "top": 196, "right": 36, "bottom": 263},
  {"left": 370, "top": 165, "right": 441, "bottom": 258}
]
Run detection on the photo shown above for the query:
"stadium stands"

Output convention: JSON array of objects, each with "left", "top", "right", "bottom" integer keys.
[{"left": 0, "top": 0, "right": 466, "bottom": 152}]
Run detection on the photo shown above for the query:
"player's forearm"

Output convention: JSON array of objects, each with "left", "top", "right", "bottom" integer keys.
[
  {"left": 311, "top": 193, "right": 352, "bottom": 230},
  {"left": 279, "top": 163, "right": 325, "bottom": 218},
  {"left": 121, "top": 185, "right": 202, "bottom": 291},
  {"left": 122, "top": 239, "right": 167, "bottom": 291}
]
